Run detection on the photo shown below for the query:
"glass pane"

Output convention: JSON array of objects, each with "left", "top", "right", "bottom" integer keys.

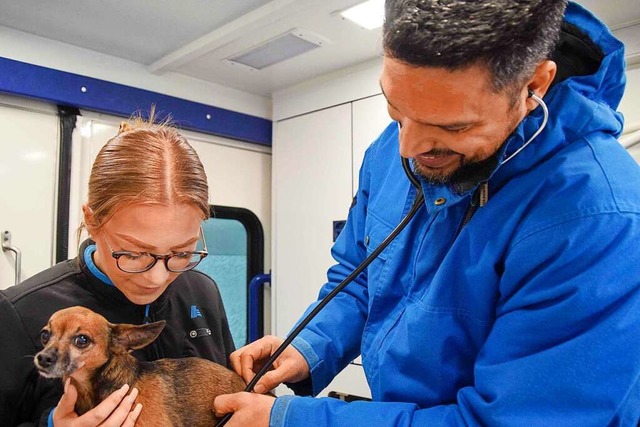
[{"left": 196, "top": 218, "right": 248, "bottom": 348}]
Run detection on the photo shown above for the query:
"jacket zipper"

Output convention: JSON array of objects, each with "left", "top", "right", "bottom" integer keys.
[
  {"left": 143, "top": 303, "right": 163, "bottom": 359},
  {"left": 454, "top": 182, "right": 488, "bottom": 239}
]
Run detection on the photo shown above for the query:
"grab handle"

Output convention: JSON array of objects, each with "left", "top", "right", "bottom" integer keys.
[{"left": 2, "top": 230, "right": 22, "bottom": 285}]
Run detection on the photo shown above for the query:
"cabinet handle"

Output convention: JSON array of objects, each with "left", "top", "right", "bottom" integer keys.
[{"left": 2, "top": 230, "right": 22, "bottom": 285}]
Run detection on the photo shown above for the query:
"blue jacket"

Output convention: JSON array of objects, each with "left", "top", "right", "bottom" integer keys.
[{"left": 272, "top": 3, "right": 640, "bottom": 426}]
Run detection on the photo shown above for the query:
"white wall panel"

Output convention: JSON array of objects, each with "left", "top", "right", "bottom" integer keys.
[
  {"left": 273, "top": 58, "right": 383, "bottom": 121},
  {"left": 620, "top": 67, "right": 640, "bottom": 132}
]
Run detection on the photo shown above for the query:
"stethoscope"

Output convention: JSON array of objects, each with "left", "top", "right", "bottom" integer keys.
[{"left": 216, "top": 91, "right": 548, "bottom": 427}]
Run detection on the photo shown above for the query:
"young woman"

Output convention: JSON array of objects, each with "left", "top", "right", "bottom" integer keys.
[{"left": 0, "top": 118, "right": 235, "bottom": 426}]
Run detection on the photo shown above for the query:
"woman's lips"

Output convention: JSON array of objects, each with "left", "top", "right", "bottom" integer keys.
[
  {"left": 415, "top": 153, "right": 459, "bottom": 169},
  {"left": 136, "top": 285, "right": 163, "bottom": 294}
]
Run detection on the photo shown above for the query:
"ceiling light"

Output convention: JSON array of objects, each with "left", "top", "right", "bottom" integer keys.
[
  {"left": 225, "top": 29, "right": 328, "bottom": 71},
  {"left": 340, "top": 0, "right": 385, "bottom": 30}
]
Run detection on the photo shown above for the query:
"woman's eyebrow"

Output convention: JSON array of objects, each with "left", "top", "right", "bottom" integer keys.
[{"left": 115, "top": 234, "right": 200, "bottom": 251}]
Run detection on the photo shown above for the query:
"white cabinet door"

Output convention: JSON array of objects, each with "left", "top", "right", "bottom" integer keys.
[
  {"left": 272, "top": 103, "right": 353, "bottom": 337},
  {"left": 0, "top": 102, "right": 59, "bottom": 289},
  {"left": 273, "top": 103, "right": 375, "bottom": 399},
  {"left": 352, "top": 94, "right": 392, "bottom": 195}
]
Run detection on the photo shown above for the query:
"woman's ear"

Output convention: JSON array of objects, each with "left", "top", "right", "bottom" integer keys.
[
  {"left": 525, "top": 60, "right": 557, "bottom": 111},
  {"left": 82, "top": 204, "right": 97, "bottom": 237}
]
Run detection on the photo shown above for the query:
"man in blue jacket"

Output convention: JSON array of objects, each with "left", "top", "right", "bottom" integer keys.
[{"left": 215, "top": 1, "right": 640, "bottom": 425}]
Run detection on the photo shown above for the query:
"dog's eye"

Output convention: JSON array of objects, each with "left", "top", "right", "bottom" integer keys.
[
  {"left": 40, "top": 330, "right": 51, "bottom": 345},
  {"left": 73, "top": 335, "right": 92, "bottom": 349}
]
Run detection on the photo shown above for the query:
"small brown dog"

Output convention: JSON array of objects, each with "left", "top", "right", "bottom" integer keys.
[{"left": 34, "top": 306, "right": 246, "bottom": 426}]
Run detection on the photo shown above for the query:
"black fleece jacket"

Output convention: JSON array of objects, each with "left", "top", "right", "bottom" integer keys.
[{"left": 0, "top": 240, "right": 235, "bottom": 426}]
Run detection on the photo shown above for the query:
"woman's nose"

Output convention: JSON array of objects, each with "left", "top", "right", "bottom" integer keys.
[{"left": 143, "top": 259, "right": 171, "bottom": 285}]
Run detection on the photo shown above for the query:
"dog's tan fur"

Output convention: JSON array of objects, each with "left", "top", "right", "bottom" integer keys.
[{"left": 34, "top": 306, "right": 246, "bottom": 426}]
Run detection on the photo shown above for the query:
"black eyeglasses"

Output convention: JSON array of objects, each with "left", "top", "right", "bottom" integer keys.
[{"left": 104, "top": 228, "right": 208, "bottom": 273}]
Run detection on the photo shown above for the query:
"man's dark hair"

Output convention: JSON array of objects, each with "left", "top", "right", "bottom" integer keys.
[{"left": 383, "top": 0, "right": 568, "bottom": 93}]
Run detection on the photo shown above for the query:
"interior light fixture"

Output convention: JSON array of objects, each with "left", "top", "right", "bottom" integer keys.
[
  {"left": 340, "top": 0, "right": 385, "bottom": 30},
  {"left": 225, "top": 29, "right": 328, "bottom": 71}
]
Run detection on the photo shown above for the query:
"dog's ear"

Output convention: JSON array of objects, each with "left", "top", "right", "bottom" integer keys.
[{"left": 111, "top": 320, "right": 167, "bottom": 352}]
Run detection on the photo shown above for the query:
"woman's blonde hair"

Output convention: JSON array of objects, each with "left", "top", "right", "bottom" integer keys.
[{"left": 82, "top": 113, "right": 209, "bottom": 233}]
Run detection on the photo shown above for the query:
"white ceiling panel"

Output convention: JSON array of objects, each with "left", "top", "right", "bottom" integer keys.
[
  {"left": 176, "top": 0, "right": 383, "bottom": 95},
  {"left": 0, "top": 0, "right": 273, "bottom": 63},
  {"left": 0, "top": 0, "right": 637, "bottom": 97}
]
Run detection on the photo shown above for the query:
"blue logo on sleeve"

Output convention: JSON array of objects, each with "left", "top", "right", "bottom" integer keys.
[{"left": 190, "top": 305, "right": 203, "bottom": 319}]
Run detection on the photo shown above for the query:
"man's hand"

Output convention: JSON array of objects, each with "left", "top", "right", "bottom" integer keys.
[
  {"left": 53, "top": 379, "right": 142, "bottom": 427},
  {"left": 214, "top": 392, "right": 275, "bottom": 427},
  {"left": 230, "top": 335, "right": 310, "bottom": 394}
]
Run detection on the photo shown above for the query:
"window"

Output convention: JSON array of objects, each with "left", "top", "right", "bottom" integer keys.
[{"left": 195, "top": 206, "right": 264, "bottom": 348}]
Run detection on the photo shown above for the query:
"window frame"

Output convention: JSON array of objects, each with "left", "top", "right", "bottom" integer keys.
[{"left": 209, "top": 205, "right": 265, "bottom": 345}]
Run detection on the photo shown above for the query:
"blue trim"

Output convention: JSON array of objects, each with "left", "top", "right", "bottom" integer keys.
[
  {"left": 270, "top": 395, "right": 295, "bottom": 427},
  {"left": 144, "top": 304, "right": 151, "bottom": 324},
  {"left": 84, "top": 244, "right": 114, "bottom": 286},
  {"left": 0, "top": 56, "right": 272, "bottom": 146},
  {"left": 248, "top": 273, "right": 271, "bottom": 343},
  {"left": 47, "top": 408, "right": 54, "bottom": 427}
]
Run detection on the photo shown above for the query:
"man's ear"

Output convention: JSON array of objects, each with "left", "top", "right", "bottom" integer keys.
[
  {"left": 525, "top": 60, "right": 557, "bottom": 111},
  {"left": 111, "top": 321, "right": 167, "bottom": 352}
]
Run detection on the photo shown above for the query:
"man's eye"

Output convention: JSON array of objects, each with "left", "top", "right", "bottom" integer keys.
[
  {"left": 40, "top": 330, "right": 51, "bottom": 345},
  {"left": 73, "top": 335, "right": 91, "bottom": 349},
  {"left": 122, "top": 252, "right": 145, "bottom": 260},
  {"left": 444, "top": 125, "right": 471, "bottom": 133}
]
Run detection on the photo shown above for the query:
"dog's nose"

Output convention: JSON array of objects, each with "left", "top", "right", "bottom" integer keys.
[{"left": 36, "top": 352, "right": 57, "bottom": 368}]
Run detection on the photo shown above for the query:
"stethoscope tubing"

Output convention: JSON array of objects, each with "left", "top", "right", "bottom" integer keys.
[
  {"left": 216, "top": 158, "right": 423, "bottom": 426},
  {"left": 217, "top": 93, "right": 548, "bottom": 425}
]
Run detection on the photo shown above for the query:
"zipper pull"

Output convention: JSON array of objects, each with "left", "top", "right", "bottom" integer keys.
[
  {"left": 143, "top": 304, "right": 152, "bottom": 324},
  {"left": 479, "top": 182, "right": 489, "bottom": 207}
]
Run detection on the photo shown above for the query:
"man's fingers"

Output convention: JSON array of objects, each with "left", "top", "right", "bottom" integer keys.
[
  {"left": 252, "top": 369, "right": 286, "bottom": 394},
  {"left": 214, "top": 392, "right": 247, "bottom": 417},
  {"left": 214, "top": 392, "right": 275, "bottom": 427},
  {"left": 237, "top": 341, "right": 277, "bottom": 382}
]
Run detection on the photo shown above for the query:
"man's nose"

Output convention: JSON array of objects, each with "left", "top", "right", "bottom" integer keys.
[{"left": 398, "top": 120, "right": 436, "bottom": 158}]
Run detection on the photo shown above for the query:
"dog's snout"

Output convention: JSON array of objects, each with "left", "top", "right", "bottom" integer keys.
[{"left": 36, "top": 352, "right": 57, "bottom": 368}]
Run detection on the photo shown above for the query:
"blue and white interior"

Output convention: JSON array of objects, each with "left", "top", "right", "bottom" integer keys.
[{"left": 1, "top": 0, "right": 639, "bottom": 400}]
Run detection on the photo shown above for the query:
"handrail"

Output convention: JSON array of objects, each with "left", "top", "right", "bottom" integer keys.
[
  {"left": 248, "top": 273, "right": 271, "bottom": 343},
  {"left": 2, "top": 231, "right": 22, "bottom": 285}
]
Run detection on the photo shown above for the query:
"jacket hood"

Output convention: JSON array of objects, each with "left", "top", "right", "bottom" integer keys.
[
  {"left": 496, "top": 1, "right": 627, "bottom": 182},
  {"left": 413, "top": 1, "right": 627, "bottom": 208}
]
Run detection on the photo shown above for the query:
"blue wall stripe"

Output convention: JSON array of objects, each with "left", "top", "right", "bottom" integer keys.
[{"left": 0, "top": 56, "right": 272, "bottom": 146}]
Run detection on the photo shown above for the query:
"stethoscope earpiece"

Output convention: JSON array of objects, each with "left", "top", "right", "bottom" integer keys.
[{"left": 501, "top": 89, "right": 549, "bottom": 165}]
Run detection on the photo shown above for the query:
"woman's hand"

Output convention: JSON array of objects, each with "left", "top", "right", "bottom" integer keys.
[
  {"left": 230, "top": 335, "right": 310, "bottom": 394},
  {"left": 53, "top": 380, "right": 142, "bottom": 427}
]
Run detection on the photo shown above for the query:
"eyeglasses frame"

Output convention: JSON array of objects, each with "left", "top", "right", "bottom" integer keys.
[{"left": 104, "top": 226, "right": 208, "bottom": 273}]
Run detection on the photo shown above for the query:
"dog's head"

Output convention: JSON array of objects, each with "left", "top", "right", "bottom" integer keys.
[{"left": 34, "top": 306, "right": 166, "bottom": 382}]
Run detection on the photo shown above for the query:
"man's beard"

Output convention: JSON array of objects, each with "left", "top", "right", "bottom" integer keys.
[
  {"left": 412, "top": 105, "right": 522, "bottom": 187},
  {"left": 412, "top": 153, "right": 499, "bottom": 187}
]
